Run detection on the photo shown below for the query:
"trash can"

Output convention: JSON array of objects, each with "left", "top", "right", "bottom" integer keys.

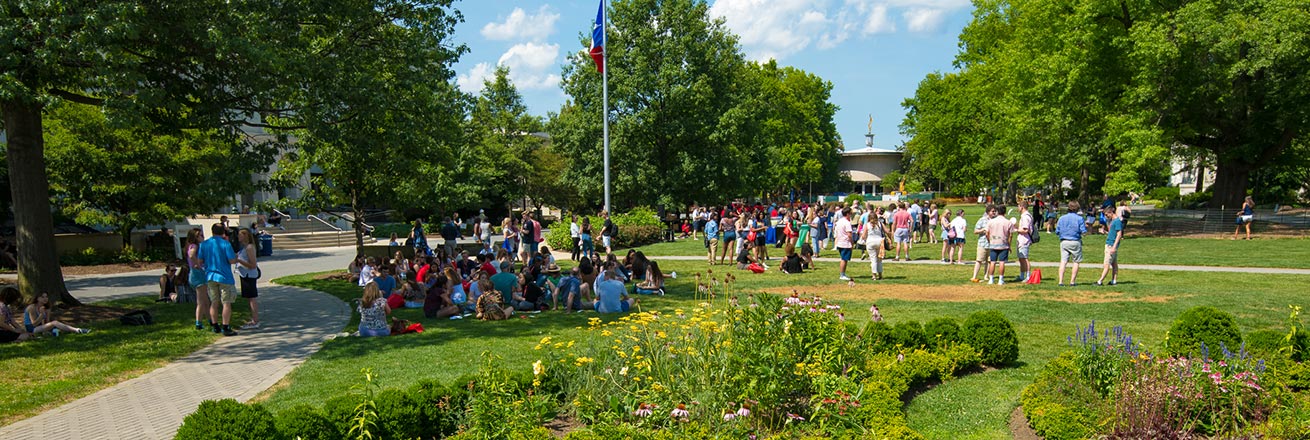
[{"left": 258, "top": 235, "right": 273, "bottom": 257}]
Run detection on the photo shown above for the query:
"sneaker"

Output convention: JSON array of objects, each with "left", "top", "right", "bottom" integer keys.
[
  {"left": 988, "top": 278, "right": 995, "bottom": 285},
  {"left": 1058, "top": 283, "right": 1065, "bottom": 287},
  {"left": 1109, "top": 281, "right": 1117, "bottom": 286},
  {"left": 222, "top": 327, "right": 239, "bottom": 337},
  {"left": 195, "top": 322, "right": 204, "bottom": 331},
  {"left": 241, "top": 322, "right": 261, "bottom": 330},
  {"left": 212, "top": 325, "right": 222, "bottom": 334},
  {"left": 77, "top": 328, "right": 91, "bottom": 334},
  {"left": 839, "top": 275, "right": 852, "bottom": 281},
  {"left": 450, "top": 315, "right": 464, "bottom": 320},
  {"left": 1095, "top": 281, "right": 1103, "bottom": 286},
  {"left": 998, "top": 279, "right": 1005, "bottom": 285},
  {"left": 970, "top": 278, "right": 980, "bottom": 283},
  {"left": 1069, "top": 283, "right": 1078, "bottom": 287}
]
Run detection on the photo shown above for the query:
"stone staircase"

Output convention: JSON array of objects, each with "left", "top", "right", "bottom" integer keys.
[{"left": 260, "top": 218, "right": 375, "bottom": 250}]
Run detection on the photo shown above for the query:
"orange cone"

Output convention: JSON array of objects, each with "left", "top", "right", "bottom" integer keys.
[{"left": 1027, "top": 269, "right": 1042, "bottom": 284}]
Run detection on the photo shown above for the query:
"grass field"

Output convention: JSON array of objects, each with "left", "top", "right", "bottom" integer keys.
[
  {"left": 0, "top": 297, "right": 243, "bottom": 427},
  {"left": 266, "top": 259, "right": 1310, "bottom": 438}
]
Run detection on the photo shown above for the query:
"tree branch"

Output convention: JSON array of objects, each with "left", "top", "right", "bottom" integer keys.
[{"left": 48, "top": 89, "right": 105, "bottom": 106}]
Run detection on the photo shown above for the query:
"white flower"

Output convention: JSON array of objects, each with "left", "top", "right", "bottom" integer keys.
[
  {"left": 619, "top": 366, "right": 628, "bottom": 376},
  {"left": 723, "top": 412, "right": 737, "bottom": 422}
]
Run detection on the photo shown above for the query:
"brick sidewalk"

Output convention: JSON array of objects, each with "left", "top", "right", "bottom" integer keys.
[{"left": 0, "top": 284, "right": 349, "bottom": 440}]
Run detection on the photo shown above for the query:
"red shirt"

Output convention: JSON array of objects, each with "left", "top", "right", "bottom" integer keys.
[
  {"left": 416, "top": 264, "right": 432, "bottom": 284},
  {"left": 893, "top": 210, "right": 912, "bottom": 229},
  {"left": 480, "top": 261, "right": 497, "bottom": 275}
]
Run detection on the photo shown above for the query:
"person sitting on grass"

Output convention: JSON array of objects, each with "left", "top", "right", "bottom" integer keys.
[
  {"left": 347, "top": 254, "right": 366, "bottom": 284},
  {"left": 475, "top": 284, "right": 513, "bottom": 321},
  {"left": 374, "top": 266, "right": 397, "bottom": 299},
  {"left": 515, "top": 272, "right": 544, "bottom": 311},
  {"left": 592, "top": 268, "right": 637, "bottom": 314},
  {"left": 635, "top": 261, "right": 665, "bottom": 295},
  {"left": 736, "top": 240, "right": 760, "bottom": 270},
  {"left": 422, "top": 274, "right": 461, "bottom": 319},
  {"left": 780, "top": 243, "right": 805, "bottom": 274},
  {"left": 358, "top": 283, "right": 391, "bottom": 337},
  {"left": 158, "top": 263, "right": 180, "bottom": 302},
  {"left": 443, "top": 267, "right": 469, "bottom": 316},
  {"left": 462, "top": 272, "right": 490, "bottom": 315},
  {"left": 24, "top": 292, "right": 91, "bottom": 336},
  {"left": 550, "top": 267, "right": 585, "bottom": 312}
]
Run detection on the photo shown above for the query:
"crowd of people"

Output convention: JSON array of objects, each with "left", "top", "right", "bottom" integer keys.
[
  {"left": 350, "top": 219, "right": 663, "bottom": 337},
  {"left": 678, "top": 196, "right": 1131, "bottom": 286},
  {"left": 175, "top": 221, "right": 263, "bottom": 336}
]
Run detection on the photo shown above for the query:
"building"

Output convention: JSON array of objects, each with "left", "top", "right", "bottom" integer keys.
[{"left": 838, "top": 131, "right": 902, "bottom": 195}]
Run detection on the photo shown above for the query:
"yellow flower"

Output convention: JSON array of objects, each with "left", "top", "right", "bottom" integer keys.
[
  {"left": 540, "top": 336, "right": 553, "bottom": 345},
  {"left": 575, "top": 357, "right": 594, "bottom": 366},
  {"left": 589, "top": 317, "right": 602, "bottom": 327},
  {"left": 632, "top": 345, "right": 642, "bottom": 353},
  {"left": 620, "top": 366, "right": 629, "bottom": 376},
  {"left": 534, "top": 344, "right": 543, "bottom": 350},
  {"left": 568, "top": 340, "right": 576, "bottom": 348},
  {"left": 533, "top": 359, "right": 544, "bottom": 377},
  {"left": 601, "top": 330, "right": 613, "bottom": 336},
  {"left": 656, "top": 331, "right": 667, "bottom": 339}
]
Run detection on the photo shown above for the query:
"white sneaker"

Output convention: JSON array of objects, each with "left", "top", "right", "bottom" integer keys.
[
  {"left": 839, "top": 275, "right": 852, "bottom": 281},
  {"left": 988, "top": 278, "right": 995, "bottom": 285},
  {"left": 241, "top": 322, "right": 261, "bottom": 330},
  {"left": 998, "top": 279, "right": 1005, "bottom": 285}
]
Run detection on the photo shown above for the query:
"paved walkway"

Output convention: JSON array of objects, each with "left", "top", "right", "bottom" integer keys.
[
  {"left": 0, "top": 253, "right": 353, "bottom": 440},
  {"left": 648, "top": 254, "right": 1310, "bottom": 275}
]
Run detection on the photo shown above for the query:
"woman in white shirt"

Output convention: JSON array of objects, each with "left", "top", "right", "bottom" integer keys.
[{"left": 569, "top": 214, "right": 581, "bottom": 261}]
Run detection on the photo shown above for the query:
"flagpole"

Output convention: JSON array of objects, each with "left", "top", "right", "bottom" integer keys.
[{"left": 601, "top": 1, "right": 610, "bottom": 214}]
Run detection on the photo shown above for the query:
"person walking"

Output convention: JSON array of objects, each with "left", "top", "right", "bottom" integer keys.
[
  {"left": 410, "top": 219, "right": 429, "bottom": 256},
  {"left": 236, "top": 229, "right": 262, "bottom": 329},
  {"left": 949, "top": 209, "right": 967, "bottom": 264},
  {"left": 441, "top": 215, "right": 462, "bottom": 262},
  {"left": 479, "top": 215, "right": 493, "bottom": 255},
  {"left": 892, "top": 203, "right": 913, "bottom": 261},
  {"left": 704, "top": 212, "right": 720, "bottom": 265},
  {"left": 833, "top": 208, "right": 854, "bottom": 282},
  {"left": 580, "top": 217, "right": 596, "bottom": 261},
  {"left": 985, "top": 205, "right": 1014, "bottom": 284},
  {"left": 1097, "top": 206, "right": 1124, "bottom": 286},
  {"left": 1056, "top": 201, "right": 1088, "bottom": 286},
  {"left": 1015, "top": 201, "right": 1034, "bottom": 283},
  {"left": 201, "top": 223, "right": 239, "bottom": 336},
  {"left": 862, "top": 207, "right": 888, "bottom": 280},
  {"left": 601, "top": 211, "right": 616, "bottom": 255},
  {"left": 1233, "top": 196, "right": 1255, "bottom": 240},
  {"left": 569, "top": 214, "right": 581, "bottom": 261}
]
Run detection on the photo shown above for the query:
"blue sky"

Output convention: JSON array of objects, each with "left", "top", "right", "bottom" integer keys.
[{"left": 451, "top": 0, "right": 973, "bottom": 150}]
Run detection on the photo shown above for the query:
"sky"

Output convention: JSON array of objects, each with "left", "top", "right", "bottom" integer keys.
[{"left": 451, "top": 0, "right": 974, "bottom": 151}]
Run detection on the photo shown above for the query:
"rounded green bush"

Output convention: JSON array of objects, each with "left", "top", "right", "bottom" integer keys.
[
  {"left": 273, "top": 404, "right": 334, "bottom": 440},
  {"left": 321, "top": 393, "right": 365, "bottom": 438},
  {"left": 1246, "top": 329, "right": 1286, "bottom": 359},
  {"left": 175, "top": 399, "right": 282, "bottom": 440},
  {"left": 924, "top": 317, "right": 962, "bottom": 346},
  {"left": 962, "top": 310, "right": 1020, "bottom": 366},
  {"left": 891, "top": 321, "right": 927, "bottom": 349},
  {"left": 408, "top": 379, "right": 466, "bottom": 437},
  {"left": 1165, "top": 306, "right": 1243, "bottom": 358},
  {"left": 375, "top": 389, "right": 425, "bottom": 440},
  {"left": 861, "top": 321, "right": 896, "bottom": 354}
]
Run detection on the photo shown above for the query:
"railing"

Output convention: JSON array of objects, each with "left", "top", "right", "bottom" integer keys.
[
  {"left": 1128, "top": 206, "right": 1310, "bottom": 237},
  {"left": 306, "top": 215, "right": 343, "bottom": 233}
]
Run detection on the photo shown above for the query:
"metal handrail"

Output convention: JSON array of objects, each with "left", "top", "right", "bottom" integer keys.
[
  {"left": 306, "top": 215, "right": 343, "bottom": 233},
  {"left": 273, "top": 208, "right": 291, "bottom": 219}
]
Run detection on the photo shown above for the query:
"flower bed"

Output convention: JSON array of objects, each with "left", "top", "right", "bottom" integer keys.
[{"left": 1021, "top": 306, "right": 1310, "bottom": 439}]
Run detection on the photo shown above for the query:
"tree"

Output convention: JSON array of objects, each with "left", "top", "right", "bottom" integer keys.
[
  {"left": 736, "top": 61, "right": 843, "bottom": 196},
  {"left": 553, "top": 0, "right": 752, "bottom": 209},
  {"left": 468, "top": 66, "right": 549, "bottom": 213},
  {"left": 273, "top": 1, "right": 469, "bottom": 248},
  {"left": 43, "top": 103, "right": 277, "bottom": 245},
  {"left": 2, "top": 0, "right": 305, "bottom": 305}
]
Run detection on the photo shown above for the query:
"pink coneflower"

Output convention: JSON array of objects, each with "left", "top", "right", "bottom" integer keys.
[
  {"left": 722, "top": 412, "right": 737, "bottom": 422},
  {"left": 633, "top": 403, "right": 653, "bottom": 417},
  {"left": 670, "top": 404, "right": 690, "bottom": 418},
  {"left": 869, "top": 305, "right": 883, "bottom": 322},
  {"left": 786, "top": 413, "right": 805, "bottom": 421},
  {"left": 736, "top": 405, "right": 751, "bottom": 417},
  {"left": 837, "top": 312, "right": 846, "bottom": 322},
  {"left": 1201, "top": 363, "right": 1211, "bottom": 373}
]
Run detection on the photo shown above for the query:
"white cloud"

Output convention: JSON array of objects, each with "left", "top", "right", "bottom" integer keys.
[
  {"left": 480, "top": 6, "right": 561, "bottom": 41},
  {"left": 499, "top": 42, "right": 563, "bottom": 90},
  {"left": 457, "top": 62, "right": 495, "bottom": 94},
  {"left": 862, "top": 4, "right": 895, "bottom": 34},
  {"left": 903, "top": 8, "right": 946, "bottom": 32}
]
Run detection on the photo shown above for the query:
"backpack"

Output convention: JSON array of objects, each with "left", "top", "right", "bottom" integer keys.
[
  {"left": 947, "top": 225, "right": 958, "bottom": 240},
  {"left": 119, "top": 309, "right": 154, "bottom": 326},
  {"left": 1025, "top": 213, "right": 1041, "bottom": 244}
]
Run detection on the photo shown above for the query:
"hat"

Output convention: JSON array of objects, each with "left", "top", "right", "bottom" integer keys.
[{"left": 545, "top": 263, "right": 561, "bottom": 274}]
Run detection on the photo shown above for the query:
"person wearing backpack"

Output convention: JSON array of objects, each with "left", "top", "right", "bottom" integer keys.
[{"left": 1015, "top": 200, "right": 1036, "bottom": 283}]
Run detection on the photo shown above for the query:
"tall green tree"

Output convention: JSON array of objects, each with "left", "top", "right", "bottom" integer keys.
[
  {"left": 1, "top": 0, "right": 302, "bottom": 304},
  {"left": 553, "top": 0, "right": 751, "bottom": 209},
  {"left": 468, "top": 66, "right": 549, "bottom": 212},
  {"left": 44, "top": 103, "right": 276, "bottom": 245},
  {"left": 736, "top": 60, "right": 843, "bottom": 196},
  {"left": 272, "top": 1, "right": 469, "bottom": 248}
]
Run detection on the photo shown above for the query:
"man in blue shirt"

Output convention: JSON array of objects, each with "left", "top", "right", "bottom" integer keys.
[
  {"left": 1055, "top": 201, "right": 1089, "bottom": 286},
  {"left": 704, "top": 214, "right": 719, "bottom": 265},
  {"left": 1097, "top": 207, "right": 1125, "bottom": 286},
  {"left": 440, "top": 216, "right": 461, "bottom": 258},
  {"left": 551, "top": 268, "right": 585, "bottom": 312},
  {"left": 201, "top": 223, "right": 240, "bottom": 336},
  {"left": 592, "top": 268, "right": 635, "bottom": 313}
]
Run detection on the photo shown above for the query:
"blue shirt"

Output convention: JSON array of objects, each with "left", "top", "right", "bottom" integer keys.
[
  {"left": 704, "top": 219, "right": 719, "bottom": 238},
  {"left": 375, "top": 275, "right": 396, "bottom": 297},
  {"left": 1105, "top": 219, "right": 1125, "bottom": 246},
  {"left": 199, "top": 236, "right": 236, "bottom": 285},
  {"left": 595, "top": 279, "right": 625, "bottom": 313},
  {"left": 1056, "top": 213, "right": 1088, "bottom": 242},
  {"left": 556, "top": 276, "right": 581, "bottom": 297}
]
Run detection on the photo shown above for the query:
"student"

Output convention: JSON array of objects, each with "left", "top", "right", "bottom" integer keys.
[
  {"left": 236, "top": 229, "right": 262, "bottom": 330},
  {"left": 948, "top": 210, "right": 968, "bottom": 264},
  {"left": 1056, "top": 201, "right": 1088, "bottom": 286},
  {"left": 984, "top": 205, "right": 1014, "bottom": 285},
  {"left": 704, "top": 213, "right": 720, "bottom": 265},
  {"left": 892, "top": 203, "right": 913, "bottom": 261},
  {"left": 736, "top": 239, "right": 760, "bottom": 270},
  {"left": 862, "top": 207, "right": 888, "bottom": 280},
  {"left": 833, "top": 208, "right": 854, "bottom": 281},
  {"left": 552, "top": 268, "right": 585, "bottom": 312},
  {"left": 569, "top": 214, "right": 582, "bottom": 261},
  {"left": 1233, "top": 196, "right": 1255, "bottom": 240},
  {"left": 358, "top": 283, "right": 391, "bottom": 337},
  {"left": 1015, "top": 201, "right": 1034, "bottom": 283},
  {"left": 719, "top": 210, "right": 737, "bottom": 265},
  {"left": 1, "top": 288, "right": 34, "bottom": 342},
  {"left": 601, "top": 211, "right": 616, "bottom": 255},
  {"left": 201, "top": 223, "right": 240, "bottom": 336},
  {"left": 779, "top": 243, "right": 805, "bottom": 274},
  {"left": 970, "top": 207, "right": 995, "bottom": 283},
  {"left": 592, "top": 269, "right": 637, "bottom": 313},
  {"left": 636, "top": 261, "right": 665, "bottom": 295},
  {"left": 1097, "top": 207, "right": 1125, "bottom": 286},
  {"left": 580, "top": 217, "right": 596, "bottom": 261},
  {"left": 20, "top": 291, "right": 90, "bottom": 337},
  {"left": 159, "top": 263, "right": 180, "bottom": 302}
]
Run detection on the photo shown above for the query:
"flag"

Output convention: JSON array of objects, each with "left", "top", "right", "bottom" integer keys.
[{"left": 589, "top": 1, "right": 605, "bottom": 73}]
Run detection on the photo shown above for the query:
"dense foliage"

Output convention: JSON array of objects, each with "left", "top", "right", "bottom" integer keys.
[{"left": 1165, "top": 306, "right": 1244, "bottom": 358}]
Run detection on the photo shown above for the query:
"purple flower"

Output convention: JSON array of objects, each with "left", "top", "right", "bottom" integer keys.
[
  {"left": 670, "top": 404, "right": 690, "bottom": 418},
  {"left": 723, "top": 412, "right": 737, "bottom": 422},
  {"left": 633, "top": 403, "right": 654, "bottom": 417},
  {"left": 787, "top": 412, "right": 805, "bottom": 421},
  {"left": 736, "top": 406, "right": 751, "bottom": 417}
]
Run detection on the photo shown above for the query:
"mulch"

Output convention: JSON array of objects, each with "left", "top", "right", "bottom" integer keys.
[
  {"left": 1010, "top": 406, "right": 1041, "bottom": 440},
  {"left": 62, "top": 262, "right": 169, "bottom": 276},
  {"left": 49, "top": 304, "right": 136, "bottom": 326}
]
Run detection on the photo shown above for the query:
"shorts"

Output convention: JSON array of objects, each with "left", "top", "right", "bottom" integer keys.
[
  {"left": 838, "top": 247, "right": 852, "bottom": 261},
  {"left": 188, "top": 270, "right": 207, "bottom": 289},
  {"left": 594, "top": 301, "right": 632, "bottom": 313},
  {"left": 526, "top": 241, "right": 539, "bottom": 255},
  {"left": 1060, "top": 240, "right": 1083, "bottom": 264},
  {"left": 206, "top": 282, "right": 237, "bottom": 304},
  {"left": 989, "top": 249, "right": 1010, "bottom": 262},
  {"left": 975, "top": 246, "right": 988, "bottom": 263},
  {"left": 755, "top": 234, "right": 766, "bottom": 247},
  {"left": 359, "top": 326, "right": 391, "bottom": 337},
  {"left": 723, "top": 231, "right": 737, "bottom": 242},
  {"left": 239, "top": 277, "right": 259, "bottom": 298},
  {"left": 1104, "top": 245, "right": 1118, "bottom": 265},
  {"left": 1016, "top": 244, "right": 1030, "bottom": 260},
  {"left": 1240, "top": 215, "right": 1254, "bottom": 224},
  {"left": 949, "top": 238, "right": 965, "bottom": 245},
  {"left": 894, "top": 228, "right": 911, "bottom": 243},
  {"left": 602, "top": 235, "right": 612, "bottom": 248}
]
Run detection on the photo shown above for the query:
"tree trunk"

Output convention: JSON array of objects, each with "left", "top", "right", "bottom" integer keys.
[
  {"left": 2, "top": 100, "right": 80, "bottom": 306},
  {"left": 1078, "top": 166, "right": 1090, "bottom": 209},
  {"left": 351, "top": 189, "right": 365, "bottom": 250},
  {"left": 1209, "top": 163, "right": 1250, "bottom": 210},
  {"left": 1195, "top": 163, "right": 1205, "bottom": 194}
]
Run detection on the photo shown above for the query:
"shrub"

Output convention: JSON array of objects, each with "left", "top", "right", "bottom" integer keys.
[
  {"left": 962, "top": 310, "right": 1019, "bottom": 366},
  {"left": 891, "top": 321, "right": 927, "bottom": 349},
  {"left": 374, "top": 388, "right": 425, "bottom": 440},
  {"left": 175, "top": 399, "right": 282, "bottom": 440},
  {"left": 844, "top": 194, "right": 865, "bottom": 206},
  {"left": 59, "top": 246, "right": 173, "bottom": 266},
  {"left": 860, "top": 321, "right": 896, "bottom": 354},
  {"left": 1020, "top": 352, "right": 1109, "bottom": 440},
  {"left": 1246, "top": 329, "right": 1286, "bottom": 360},
  {"left": 407, "top": 379, "right": 466, "bottom": 437},
  {"left": 923, "top": 317, "right": 961, "bottom": 347},
  {"left": 545, "top": 208, "right": 667, "bottom": 252},
  {"left": 273, "top": 404, "right": 334, "bottom": 440},
  {"left": 321, "top": 393, "right": 365, "bottom": 438},
  {"left": 1165, "top": 306, "right": 1243, "bottom": 359},
  {"left": 1148, "top": 186, "right": 1180, "bottom": 202}
]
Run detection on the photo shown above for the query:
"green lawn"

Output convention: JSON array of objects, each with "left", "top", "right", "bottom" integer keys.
[
  {"left": 0, "top": 296, "right": 243, "bottom": 426},
  {"left": 634, "top": 220, "right": 1310, "bottom": 269},
  {"left": 268, "top": 261, "right": 1310, "bottom": 438}
]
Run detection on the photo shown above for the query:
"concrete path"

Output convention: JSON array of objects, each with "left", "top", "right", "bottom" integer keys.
[{"left": 0, "top": 253, "right": 353, "bottom": 439}]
